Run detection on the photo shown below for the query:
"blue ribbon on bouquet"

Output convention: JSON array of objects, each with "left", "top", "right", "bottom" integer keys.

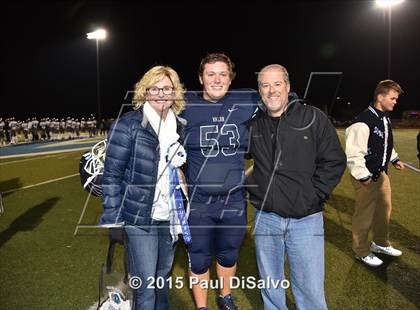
[{"left": 168, "top": 166, "right": 192, "bottom": 245}]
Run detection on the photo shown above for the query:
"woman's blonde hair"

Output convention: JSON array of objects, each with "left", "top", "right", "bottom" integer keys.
[{"left": 132, "top": 65, "right": 186, "bottom": 114}]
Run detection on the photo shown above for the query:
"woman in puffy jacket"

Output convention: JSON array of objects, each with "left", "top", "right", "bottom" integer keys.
[{"left": 100, "top": 65, "right": 189, "bottom": 310}]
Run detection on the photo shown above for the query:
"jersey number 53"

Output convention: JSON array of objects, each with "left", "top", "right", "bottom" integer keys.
[{"left": 200, "top": 124, "right": 240, "bottom": 157}]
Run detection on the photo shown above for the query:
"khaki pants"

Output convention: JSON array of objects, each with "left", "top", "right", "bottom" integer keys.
[{"left": 351, "top": 172, "right": 392, "bottom": 257}]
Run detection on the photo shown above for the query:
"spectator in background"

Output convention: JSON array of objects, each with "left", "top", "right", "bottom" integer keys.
[{"left": 345, "top": 80, "right": 405, "bottom": 267}]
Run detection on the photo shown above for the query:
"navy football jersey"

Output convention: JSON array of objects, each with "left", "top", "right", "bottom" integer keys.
[{"left": 182, "top": 89, "right": 258, "bottom": 203}]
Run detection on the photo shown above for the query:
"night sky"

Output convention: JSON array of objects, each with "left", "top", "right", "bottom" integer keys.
[{"left": 5, "top": 1, "right": 420, "bottom": 120}]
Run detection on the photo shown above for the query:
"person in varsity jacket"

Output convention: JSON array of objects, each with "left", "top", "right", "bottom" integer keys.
[
  {"left": 345, "top": 80, "right": 405, "bottom": 267},
  {"left": 181, "top": 53, "right": 257, "bottom": 310}
]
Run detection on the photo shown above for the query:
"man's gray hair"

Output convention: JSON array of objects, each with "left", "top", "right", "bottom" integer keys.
[{"left": 257, "top": 64, "right": 290, "bottom": 85}]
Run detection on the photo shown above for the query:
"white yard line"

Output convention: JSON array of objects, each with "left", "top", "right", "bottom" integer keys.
[
  {"left": 2, "top": 173, "right": 80, "bottom": 194},
  {"left": 0, "top": 146, "right": 92, "bottom": 159},
  {"left": 0, "top": 154, "right": 60, "bottom": 165},
  {"left": 405, "top": 162, "right": 420, "bottom": 174}
]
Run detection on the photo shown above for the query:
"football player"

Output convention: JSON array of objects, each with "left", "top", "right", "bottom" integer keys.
[{"left": 182, "top": 53, "right": 258, "bottom": 310}]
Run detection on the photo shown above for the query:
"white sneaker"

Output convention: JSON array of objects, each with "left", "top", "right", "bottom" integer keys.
[
  {"left": 371, "top": 241, "right": 402, "bottom": 257},
  {"left": 355, "top": 253, "right": 383, "bottom": 267}
]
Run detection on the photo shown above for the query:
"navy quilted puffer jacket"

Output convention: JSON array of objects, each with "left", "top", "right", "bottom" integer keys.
[{"left": 99, "top": 107, "right": 185, "bottom": 229}]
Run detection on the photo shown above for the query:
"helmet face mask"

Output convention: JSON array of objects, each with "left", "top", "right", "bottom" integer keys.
[{"left": 79, "top": 139, "right": 107, "bottom": 197}]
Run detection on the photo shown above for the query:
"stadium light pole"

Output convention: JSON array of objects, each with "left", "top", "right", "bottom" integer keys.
[
  {"left": 86, "top": 29, "right": 107, "bottom": 121},
  {"left": 375, "top": 0, "right": 404, "bottom": 78}
]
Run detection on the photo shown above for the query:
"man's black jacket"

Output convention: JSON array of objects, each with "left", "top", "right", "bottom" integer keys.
[{"left": 246, "top": 95, "right": 346, "bottom": 218}]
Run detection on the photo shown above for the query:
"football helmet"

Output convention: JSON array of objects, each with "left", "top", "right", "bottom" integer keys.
[{"left": 79, "top": 139, "right": 107, "bottom": 197}]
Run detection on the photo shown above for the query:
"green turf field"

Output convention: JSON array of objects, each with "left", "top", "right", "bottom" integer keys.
[{"left": 0, "top": 129, "right": 419, "bottom": 309}]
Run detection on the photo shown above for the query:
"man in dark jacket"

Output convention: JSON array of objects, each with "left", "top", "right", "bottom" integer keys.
[
  {"left": 417, "top": 130, "right": 420, "bottom": 167},
  {"left": 246, "top": 64, "right": 346, "bottom": 310}
]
